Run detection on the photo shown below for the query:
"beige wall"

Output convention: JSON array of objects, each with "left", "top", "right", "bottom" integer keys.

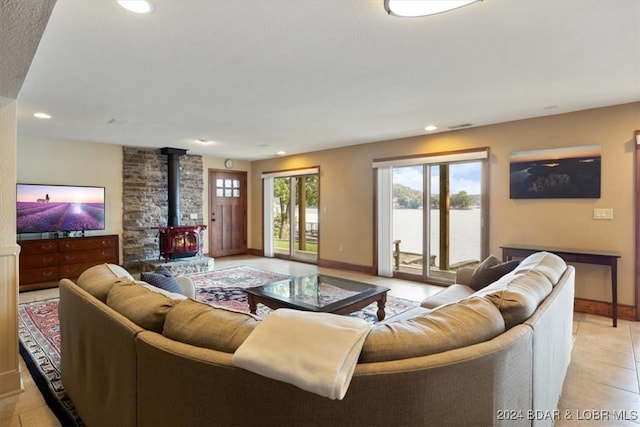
[
  {"left": 0, "top": 99, "right": 22, "bottom": 397},
  {"left": 17, "top": 136, "right": 124, "bottom": 259},
  {"left": 14, "top": 103, "right": 640, "bottom": 307},
  {"left": 15, "top": 137, "right": 248, "bottom": 257},
  {"left": 250, "top": 102, "right": 640, "bottom": 306}
]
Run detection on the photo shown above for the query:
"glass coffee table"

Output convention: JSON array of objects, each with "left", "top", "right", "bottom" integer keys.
[{"left": 246, "top": 274, "right": 390, "bottom": 320}]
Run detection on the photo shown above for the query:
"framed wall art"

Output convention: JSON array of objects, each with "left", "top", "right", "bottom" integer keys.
[{"left": 510, "top": 144, "right": 601, "bottom": 199}]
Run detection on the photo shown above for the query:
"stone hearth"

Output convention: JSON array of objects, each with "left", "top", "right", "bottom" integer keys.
[{"left": 139, "top": 256, "right": 215, "bottom": 276}]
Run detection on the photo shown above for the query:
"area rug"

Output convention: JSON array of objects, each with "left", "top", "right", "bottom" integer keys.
[
  {"left": 17, "top": 265, "right": 418, "bottom": 427},
  {"left": 18, "top": 298, "right": 82, "bottom": 426},
  {"left": 190, "top": 265, "right": 419, "bottom": 323}
]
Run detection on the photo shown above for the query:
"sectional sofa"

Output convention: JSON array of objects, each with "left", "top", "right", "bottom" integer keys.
[{"left": 58, "top": 251, "right": 574, "bottom": 426}]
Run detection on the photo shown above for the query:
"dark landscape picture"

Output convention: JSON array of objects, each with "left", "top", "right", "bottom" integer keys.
[
  {"left": 17, "top": 184, "right": 105, "bottom": 233},
  {"left": 510, "top": 145, "right": 601, "bottom": 199}
]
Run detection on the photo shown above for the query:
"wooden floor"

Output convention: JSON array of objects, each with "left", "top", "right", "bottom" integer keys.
[{"left": 2, "top": 255, "right": 639, "bottom": 426}]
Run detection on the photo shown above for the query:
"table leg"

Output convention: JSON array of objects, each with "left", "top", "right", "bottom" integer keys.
[
  {"left": 376, "top": 293, "right": 387, "bottom": 321},
  {"left": 611, "top": 259, "right": 618, "bottom": 328},
  {"left": 248, "top": 294, "right": 258, "bottom": 315}
]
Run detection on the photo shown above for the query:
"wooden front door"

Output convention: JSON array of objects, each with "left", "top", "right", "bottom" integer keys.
[{"left": 208, "top": 170, "right": 247, "bottom": 257}]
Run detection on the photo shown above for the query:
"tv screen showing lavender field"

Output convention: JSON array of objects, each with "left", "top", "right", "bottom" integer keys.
[{"left": 17, "top": 184, "right": 105, "bottom": 233}]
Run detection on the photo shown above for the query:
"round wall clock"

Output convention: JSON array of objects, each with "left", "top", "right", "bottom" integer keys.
[{"left": 224, "top": 159, "right": 233, "bottom": 169}]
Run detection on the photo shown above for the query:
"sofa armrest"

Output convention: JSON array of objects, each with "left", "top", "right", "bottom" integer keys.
[
  {"left": 175, "top": 276, "right": 196, "bottom": 299},
  {"left": 455, "top": 266, "right": 475, "bottom": 286}
]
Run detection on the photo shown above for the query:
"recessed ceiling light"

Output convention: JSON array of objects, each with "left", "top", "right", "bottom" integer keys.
[
  {"left": 424, "top": 125, "right": 438, "bottom": 131},
  {"left": 277, "top": 151, "right": 286, "bottom": 156},
  {"left": 33, "top": 112, "right": 51, "bottom": 119},
  {"left": 117, "top": 0, "right": 153, "bottom": 14},
  {"left": 196, "top": 139, "right": 215, "bottom": 145}
]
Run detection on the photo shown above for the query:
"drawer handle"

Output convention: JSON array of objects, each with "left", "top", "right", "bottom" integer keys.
[
  {"left": 40, "top": 244, "right": 53, "bottom": 250},
  {"left": 42, "top": 271, "right": 54, "bottom": 277},
  {"left": 65, "top": 255, "right": 75, "bottom": 261},
  {"left": 42, "top": 257, "right": 54, "bottom": 263},
  {"left": 65, "top": 243, "right": 73, "bottom": 249}
]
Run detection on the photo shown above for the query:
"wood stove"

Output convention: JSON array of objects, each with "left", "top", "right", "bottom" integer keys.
[
  {"left": 157, "top": 225, "right": 206, "bottom": 262},
  {"left": 157, "top": 147, "right": 206, "bottom": 262}
]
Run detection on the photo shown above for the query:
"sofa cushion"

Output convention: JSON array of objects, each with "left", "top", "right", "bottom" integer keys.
[
  {"left": 134, "top": 280, "right": 187, "bottom": 300},
  {"left": 140, "top": 271, "right": 183, "bottom": 295},
  {"left": 106, "top": 281, "right": 178, "bottom": 332},
  {"left": 469, "top": 255, "right": 520, "bottom": 291},
  {"left": 360, "top": 297, "right": 505, "bottom": 363},
  {"left": 476, "top": 270, "right": 553, "bottom": 329},
  {"left": 513, "top": 251, "right": 566, "bottom": 285},
  {"left": 420, "top": 284, "right": 475, "bottom": 309},
  {"left": 76, "top": 263, "right": 135, "bottom": 302},
  {"left": 162, "top": 299, "right": 260, "bottom": 353}
]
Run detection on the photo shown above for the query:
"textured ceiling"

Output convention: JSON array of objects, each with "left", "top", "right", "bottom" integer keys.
[
  {"left": 15, "top": 0, "right": 640, "bottom": 160},
  {"left": 0, "top": 0, "right": 55, "bottom": 100}
]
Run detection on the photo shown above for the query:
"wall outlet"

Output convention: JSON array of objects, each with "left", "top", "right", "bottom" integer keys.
[
  {"left": 593, "top": 208, "right": 613, "bottom": 220},
  {"left": 190, "top": 213, "right": 198, "bottom": 219},
  {"left": 339, "top": 244, "right": 343, "bottom": 252}
]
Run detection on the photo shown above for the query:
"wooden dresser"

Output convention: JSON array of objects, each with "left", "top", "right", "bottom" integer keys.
[{"left": 18, "top": 235, "right": 119, "bottom": 292}]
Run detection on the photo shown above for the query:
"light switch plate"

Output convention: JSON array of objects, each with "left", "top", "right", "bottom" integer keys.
[{"left": 593, "top": 208, "right": 613, "bottom": 220}]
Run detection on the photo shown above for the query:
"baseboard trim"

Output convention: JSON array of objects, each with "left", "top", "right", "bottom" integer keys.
[
  {"left": 573, "top": 297, "right": 636, "bottom": 322},
  {"left": 246, "top": 248, "right": 263, "bottom": 257},
  {"left": 317, "top": 258, "right": 374, "bottom": 275}
]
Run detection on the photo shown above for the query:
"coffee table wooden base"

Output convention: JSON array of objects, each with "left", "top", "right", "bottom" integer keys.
[{"left": 248, "top": 291, "right": 388, "bottom": 321}]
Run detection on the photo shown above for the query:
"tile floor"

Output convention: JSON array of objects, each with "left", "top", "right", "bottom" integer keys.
[{"left": 2, "top": 255, "right": 639, "bottom": 426}]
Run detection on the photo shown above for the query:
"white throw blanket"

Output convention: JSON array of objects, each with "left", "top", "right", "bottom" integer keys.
[{"left": 232, "top": 308, "right": 372, "bottom": 400}]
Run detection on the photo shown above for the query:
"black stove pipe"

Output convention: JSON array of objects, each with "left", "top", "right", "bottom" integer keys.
[{"left": 160, "top": 147, "right": 187, "bottom": 227}]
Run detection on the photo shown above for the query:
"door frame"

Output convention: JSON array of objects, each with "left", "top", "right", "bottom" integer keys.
[
  {"left": 635, "top": 130, "right": 640, "bottom": 320},
  {"left": 207, "top": 169, "right": 248, "bottom": 257},
  {"left": 261, "top": 167, "right": 320, "bottom": 263}
]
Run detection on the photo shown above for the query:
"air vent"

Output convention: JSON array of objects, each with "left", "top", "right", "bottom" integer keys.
[
  {"left": 107, "top": 118, "right": 128, "bottom": 126},
  {"left": 448, "top": 123, "right": 474, "bottom": 130}
]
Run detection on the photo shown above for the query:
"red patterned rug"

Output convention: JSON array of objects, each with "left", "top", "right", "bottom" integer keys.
[
  {"left": 18, "top": 298, "right": 81, "bottom": 426},
  {"left": 18, "top": 265, "right": 419, "bottom": 426}
]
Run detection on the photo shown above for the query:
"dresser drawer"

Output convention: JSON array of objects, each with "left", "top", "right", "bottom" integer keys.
[
  {"left": 18, "top": 240, "right": 58, "bottom": 254},
  {"left": 19, "top": 252, "right": 58, "bottom": 268},
  {"left": 58, "top": 248, "right": 118, "bottom": 265},
  {"left": 59, "top": 261, "right": 113, "bottom": 279},
  {"left": 59, "top": 236, "right": 118, "bottom": 252},
  {"left": 20, "top": 267, "right": 59, "bottom": 285}
]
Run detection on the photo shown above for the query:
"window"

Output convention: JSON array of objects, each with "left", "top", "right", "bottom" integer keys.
[{"left": 374, "top": 148, "right": 488, "bottom": 283}]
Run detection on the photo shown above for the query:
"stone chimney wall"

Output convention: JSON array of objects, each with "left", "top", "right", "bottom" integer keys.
[{"left": 122, "top": 147, "right": 204, "bottom": 270}]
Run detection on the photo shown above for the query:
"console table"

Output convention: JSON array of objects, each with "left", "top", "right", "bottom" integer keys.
[{"left": 500, "top": 245, "right": 621, "bottom": 327}]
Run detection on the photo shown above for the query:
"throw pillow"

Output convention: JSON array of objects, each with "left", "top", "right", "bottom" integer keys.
[
  {"left": 141, "top": 271, "right": 183, "bottom": 295},
  {"left": 469, "top": 255, "right": 519, "bottom": 291},
  {"left": 154, "top": 265, "right": 174, "bottom": 277}
]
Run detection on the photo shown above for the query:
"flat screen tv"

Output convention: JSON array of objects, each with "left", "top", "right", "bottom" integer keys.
[{"left": 17, "top": 183, "right": 106, "bottom": 234}]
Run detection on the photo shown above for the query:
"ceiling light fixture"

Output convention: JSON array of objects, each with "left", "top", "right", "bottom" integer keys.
[
  {"left": 384, "top": 0, "right": 480, "bottom": 17},
  {"left": 33, "top": 112, "right": 51, "bottom": 119},
  {"left": 276, "top": 151, "right": 286, "bottom": 156},
  {"left": 196, "top": 139, "right": 214, "bottom": 145},
  {"left": 117, "top": 0, "right": 153, "bottom": 14},
  {"left": 424, "top": 125, "right": 438, "bottom": 131}
]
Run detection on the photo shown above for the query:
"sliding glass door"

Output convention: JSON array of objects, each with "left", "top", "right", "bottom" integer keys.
[
  {"left": 377, "top": 149, "right": 488, "bottom": 283},
  {"left": 266, "top": 170, "right": 319, "bottom": 263}
]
